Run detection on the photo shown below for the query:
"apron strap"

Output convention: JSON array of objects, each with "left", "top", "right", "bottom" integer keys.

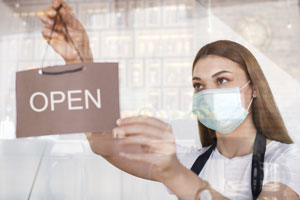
[
  {"left": 190, "top": 132, "right": 266, "bottom": 200},
  {"left": 191, "top": 141, "right": 217, "bottom": 175},
  {"left": 251, "top": 132, "right": 266, "bottom": 199}
]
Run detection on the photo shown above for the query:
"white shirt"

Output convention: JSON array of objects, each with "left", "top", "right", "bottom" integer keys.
[{"left": 176, "top": 140, "right": 300, "bottom": 199}]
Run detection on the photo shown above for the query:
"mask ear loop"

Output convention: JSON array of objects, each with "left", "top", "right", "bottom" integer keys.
[
  {"left": 240, "top": 80, "right": 251, "bottom": 90},
  {"left": 241, "top": 80, "right": 253, "bottom": 111},
  {"left": 246, "top": 97, "right": 254, "bottom": 111}
]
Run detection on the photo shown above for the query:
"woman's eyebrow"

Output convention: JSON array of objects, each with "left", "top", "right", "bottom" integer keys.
[
  {"left": 212, "top": 70, "right": 232, "bottom": 78},
  {"left": 192, "top": 70, "right": 232, "bottom": 80},
  {"left": 192, "top": 77, "right": 201, "bottom": 81}
]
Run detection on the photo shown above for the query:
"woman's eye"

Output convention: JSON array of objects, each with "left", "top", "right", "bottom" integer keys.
[
  {"left": 193, "top": 83, "right": 202, "bottom": 90},
  {"left": 217, "top": 78, "right": 228, "bottom": 85}
]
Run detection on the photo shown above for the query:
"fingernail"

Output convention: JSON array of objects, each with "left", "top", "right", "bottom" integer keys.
[
  {"left": 112, "top": 128, "right": 125, "bottom": 139},
  {"left": 116, "top": 119, "right": 121, "bottom": 125},
  {"left": 53, "top": 0, "right": 60, "bottom": 8},
  {"left": 47, "top": 19, "right": 54, "bottom": 25},
  {"left": 37, "top": 10, "right": 44, "bottom": 17},
  {"left": 112, "top": 128, "right": 117, "bottom": 138},
  {"left": 119, "top": 152, "right": 126, "bottom": 157},
  {"left": 117, "top": 129, "right": 125, "bottom": 139},
  {"left": 85, "top": 132, "right": 92, "bottom": 138},
  {"left": 46, "top": 9, "right": 55, "bottom": 17},
  {"left": 118, "top": 139, "right": 124, "bottom": 144}
]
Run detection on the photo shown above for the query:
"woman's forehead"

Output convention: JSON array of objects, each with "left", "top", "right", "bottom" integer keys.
[{"left": 193, "top": 55, "right": 244, "bottom": 77}]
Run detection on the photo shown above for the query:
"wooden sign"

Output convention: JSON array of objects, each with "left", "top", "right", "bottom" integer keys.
[{"left": 16, "top": 63, "right": 120, "bottom": 138}]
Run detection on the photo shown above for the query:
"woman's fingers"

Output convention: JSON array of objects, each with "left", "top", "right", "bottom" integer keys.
[
  {"left": 119, "top": 152, "right": 153, "bottom": 163},
  {"left": 42, "top": 25, "right": 84, "bottom": 43},
  {"left": 120, "top": 135, "right": 151, "bottom": 147},
  {"left": 52, "top": 0, "right": 71, "bottom": 11},
  {"left": 38, "top": 15, "right": 54, "bottom": 28},
  {"left": 41, "top": 27, "right": 81, "bottom": 60},
  {"left": 38, "top": 1, "right": 77, "bottom": 30},
  {"left": 38, "top": 8, "right": 64, "bottom": 31},
  {"left": 119, "top": 152, "right": 172, "bottom": 164},
  {"left": 120, "top": 136, "right": 174, "bottom": 153},
  {"left": 37, "top": 8, "right": 55, "bottom": 27},
  {"left": 118, "top": 116, "right": 170, "bottom": 130},
  {"left": 52, "top": 0, "right": 61, "bottom": 9},
  {"left": 120, "top": 135, "right": 171, "bottom": 147},
  {"left": 38, "top": 0, "right": 93, "bottom": 64},
  {"left": 42, "top": 27, "right": 65, "bottom": 41},
  {"left": 113, "top": 116, "right": 174, "bottom": 143},
  {"left": 113, "top": 123, "right": 170, "bottom": 139},
  {"left": 118, "top": 115, "right": 167, "bottom": 127},
  {"left": 52, "top": 0, "right": 78, "bottom": 28},
  {"left": 45, "top": 6, "right": 57, "bottom": 18}
]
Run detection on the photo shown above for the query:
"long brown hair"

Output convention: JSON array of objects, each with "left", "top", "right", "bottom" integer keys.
[{"left": 193, "top": 40, "right": 293, "bottom": 147}]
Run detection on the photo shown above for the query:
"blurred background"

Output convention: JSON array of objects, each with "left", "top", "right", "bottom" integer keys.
[{"left": 0, "top": 0, "right": 299, "bottom": 199}]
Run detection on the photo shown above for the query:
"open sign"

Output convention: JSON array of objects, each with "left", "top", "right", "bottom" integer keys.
[
  {"left": 29, "top": 89, "right": 101, "bottom": 112},
  {"left": 16, "top": 63, "right": 120, "bottom": 138}
]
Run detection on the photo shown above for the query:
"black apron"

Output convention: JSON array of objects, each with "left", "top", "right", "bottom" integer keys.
[{"left": 191, "top": 133, "right": 266, "bottom": 200}]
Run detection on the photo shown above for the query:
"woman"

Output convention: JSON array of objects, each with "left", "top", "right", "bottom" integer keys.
[{"left": 38, "top": 1, "right": 300, "bottom": 199}]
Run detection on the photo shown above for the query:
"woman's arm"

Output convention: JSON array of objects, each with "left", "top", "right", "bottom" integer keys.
[
  {"left": 85, "top": 131, "right": 157, "bottom": 180},
  {"left": 161, "top": 160, "right": 228, "bottom": 200},
  {"left": 113, "top": 116, "right": 230, "bottom": 200},
  {"left": 38, "top": 0, "right": 160, "bottom": 181},
  {"left": 258, "top": 182, "right": 299, "bottom": 199}
]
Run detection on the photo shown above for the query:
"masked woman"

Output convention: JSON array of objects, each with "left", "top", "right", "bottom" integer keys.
[{"left": 39, "top": 1, "right": 300, "bottom": 199}]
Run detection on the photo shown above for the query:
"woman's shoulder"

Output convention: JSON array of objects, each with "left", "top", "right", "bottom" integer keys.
[
  {"left": 175, "top": 142, "right": 212, "bottom": 169},
  {"left": 264, "top": 140, "right": 300, "bottom": 196},
  {"left": 265, "top": 140, "right": 300, "bottom": 162}
]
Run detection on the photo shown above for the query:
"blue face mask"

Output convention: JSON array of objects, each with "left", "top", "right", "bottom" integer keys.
[{"left": 192, "top": 80, "right": 253, "bottom": 134}]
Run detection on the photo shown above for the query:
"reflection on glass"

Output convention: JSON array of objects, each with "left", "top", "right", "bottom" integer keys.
[
  {"left": 129, "top": 0, "right": 144, "bottom": 26},
  {"left": 148, "top": 90, "right": 161, "bottom": 110},
  {"left": 181, "top": 90, "right": 193, "bottom": 112},
  {"left": 88, "top": 32, "right": 100, "bottom": 58},
  {"left": 164, "top": 90, "right": 179, "bottom": 110},
  {"left": 118, "top": 60, "right": 127, "bottom": 87},
  {"left": 146, "top": 0, "right": 161, "bottom": 26},
  {"left": 101, "top": 32, "right": 132, "bottom": 58},
  {"left": 0, "top": 116, "right": 15, "bottom": 139},
  {"left": 21, "top": 38, "right": 33, "bottom": 60},
  {"left": 79, "top": 3, "right": 110, "bottom": 29},
  {"left": 146, "top": 60, "right": 161, "bottom": 87},
  {"left": 128, "top": 60, "right": 144, "bottom": 88},
  {"left": 112, "top": 1, "right": 127, "bottom": 26}
]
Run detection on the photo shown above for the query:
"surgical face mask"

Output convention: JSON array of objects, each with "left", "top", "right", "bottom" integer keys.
[{"left": 192, "top": 80, "right": 253, "bottom": 134}]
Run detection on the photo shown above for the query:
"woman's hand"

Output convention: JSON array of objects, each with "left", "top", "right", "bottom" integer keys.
[
  {"left": 37, "top": 0, "right": 93, "bottom": 64},
  {"left": 114, "top": 116, "right": 228, "bottom": 200},
  {"left": 87, "top": 116, "right": 228, "bottom": 200},
  {"left": 113, "top": 116, "right": 179, "bottom": 182}
]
